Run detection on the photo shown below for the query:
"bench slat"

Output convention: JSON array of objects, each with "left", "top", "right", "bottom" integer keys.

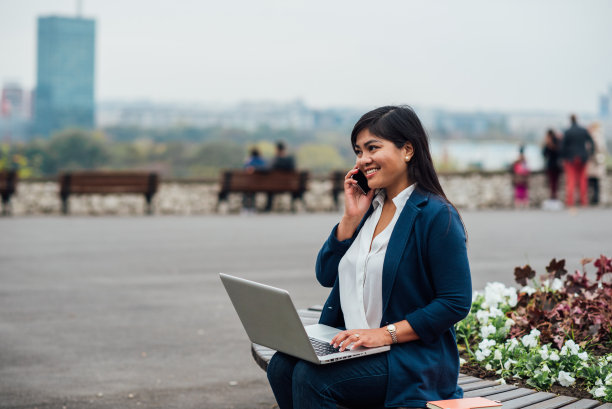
[
  {"left": 520, "top": 395, "right": 577, "bottom": 409},
  {"left": 556, "top": 400, "right": 603, "bottom": 409},
  {"left": 483, "top": 387, "right": 536, "bottom": 402},
  {"left": 460, "top": 380, "right": 499, "bottom": 392},
  {"left": 463, "top": 384, "right": 518, "bottom": 397},
  {"left": 501, "top": 392, "right": 557, "bottom": 409}
]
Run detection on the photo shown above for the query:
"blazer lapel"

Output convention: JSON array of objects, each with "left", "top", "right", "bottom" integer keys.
[{"left": 381, "top": 189, "right": 428, "bottom": 316}]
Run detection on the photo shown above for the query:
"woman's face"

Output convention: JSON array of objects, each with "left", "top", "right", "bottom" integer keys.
[{"left": 354, "top": 129, "right": 413, "bottom": 198}]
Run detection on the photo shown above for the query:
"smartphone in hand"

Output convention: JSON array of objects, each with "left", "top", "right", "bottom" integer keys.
[{"left": 351, "top": 169, "right": 371, "bottom": 195}]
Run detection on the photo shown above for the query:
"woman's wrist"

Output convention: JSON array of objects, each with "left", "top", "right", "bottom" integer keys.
[{"left": 336, "top": 216, "right": 361, "bottom": 241}]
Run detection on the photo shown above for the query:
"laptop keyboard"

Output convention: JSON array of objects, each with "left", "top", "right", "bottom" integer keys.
[{"left": 309, "top": 337, "right": 342, "bottom": 356}]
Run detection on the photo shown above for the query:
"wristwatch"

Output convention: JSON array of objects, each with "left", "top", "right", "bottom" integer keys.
[{"left": 386, "top": 324, "right": 398, "bottom": 344}]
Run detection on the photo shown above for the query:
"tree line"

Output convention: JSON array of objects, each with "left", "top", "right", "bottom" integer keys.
[{"left": 0, "top": 126, "right": 355, "bottom": 178}]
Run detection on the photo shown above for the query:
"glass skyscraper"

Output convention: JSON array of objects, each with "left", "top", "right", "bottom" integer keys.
[{"left": 36, "top": 16, "right": 95, "bottom": 137}]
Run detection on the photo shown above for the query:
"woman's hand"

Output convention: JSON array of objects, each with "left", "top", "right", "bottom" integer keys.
[
  {"left": 331, "top": 328, "right": 391, "bottom": 352},
  {"left": 336, "top": 168, "right": 375, "bottom": 240}
]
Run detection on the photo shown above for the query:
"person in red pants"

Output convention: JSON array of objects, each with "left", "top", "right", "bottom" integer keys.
[{"left": 560, "top": 114, "right": 594, "bottom": 207}]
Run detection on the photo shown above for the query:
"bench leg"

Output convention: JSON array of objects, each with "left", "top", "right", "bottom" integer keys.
[
  {"left": 145, "top": 195, "right": 153, "bottom": 215},
  {"left": 61, "top": 195, "right": 69, "bottom": 215},
  {"left": 1, "top": 195, "right": 9, "bottom": 216}
]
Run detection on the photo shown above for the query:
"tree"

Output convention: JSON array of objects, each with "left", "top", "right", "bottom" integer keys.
[
  {"left": 45, "top": 129, "right": 111, "bottom": 174},
  {"left": 296, "top": 144, "right": 348, "bottom": 174}
]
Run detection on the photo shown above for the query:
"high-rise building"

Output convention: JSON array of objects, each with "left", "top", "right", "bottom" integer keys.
[{"left": 35, "top": 15, "right": 95, "bottom": 136}]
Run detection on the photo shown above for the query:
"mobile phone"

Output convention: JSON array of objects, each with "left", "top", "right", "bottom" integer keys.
[{"left": 351, "top": 169, "right": 371, "bottom": 195}]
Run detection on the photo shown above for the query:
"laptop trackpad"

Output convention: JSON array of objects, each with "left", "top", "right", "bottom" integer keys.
[{"left": 305, "top": 324, "right": 341, "bottom": 342}]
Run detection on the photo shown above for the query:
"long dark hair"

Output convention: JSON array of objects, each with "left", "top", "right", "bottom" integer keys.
[
  {"left": 351, "top": 105, "right": 466, "bottom": 235},
  {"left": 351, "top": 105, "right": 447, "bottom": 199}
]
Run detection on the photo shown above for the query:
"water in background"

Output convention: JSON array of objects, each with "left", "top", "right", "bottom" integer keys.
[{"left": 430, "top": 140, "right": 544, "bottom": 172}]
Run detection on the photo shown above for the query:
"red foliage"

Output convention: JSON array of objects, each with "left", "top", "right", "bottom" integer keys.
[{"left": 509, "top": 255, "right": 612, "bottom": 353}]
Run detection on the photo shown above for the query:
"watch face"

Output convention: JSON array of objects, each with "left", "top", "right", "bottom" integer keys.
[{"left": 387, "top": 324, "right": 396, "bottom": 331}]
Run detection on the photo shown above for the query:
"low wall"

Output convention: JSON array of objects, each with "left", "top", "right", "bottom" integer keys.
[{"left": 5, "top": 171, "right": 610, "bottom": 216}]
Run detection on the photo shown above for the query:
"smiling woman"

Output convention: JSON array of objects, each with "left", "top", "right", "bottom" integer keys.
[{"left": 266, "top": 106, "right": 472, "bottom": 409}]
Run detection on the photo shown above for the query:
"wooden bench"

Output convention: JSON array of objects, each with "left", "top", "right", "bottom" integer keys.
[
  {"left": 217, "top": 170, "right": 308, "bottom": 212},
  {"left": 252, "top": 307, "right": 611, "bottom": 409},
  {"left": 0, "top": 169, "right": 17, "bottom": 215},
  {"left": 59, "top": 171, "right": 159, "bottom": 215}
]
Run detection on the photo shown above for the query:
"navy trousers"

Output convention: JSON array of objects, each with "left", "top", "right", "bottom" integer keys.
[{"left": 267, "top": 351, "right": 391, "bottom": 409}]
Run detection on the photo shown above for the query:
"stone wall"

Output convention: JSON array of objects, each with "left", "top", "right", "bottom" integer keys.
[{"left": 5, "top": 171, "right": 611, "bottom": 216}]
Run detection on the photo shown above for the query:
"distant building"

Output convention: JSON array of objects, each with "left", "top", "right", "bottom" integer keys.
[
  {"left": 1, "top": 82, "right": 28, "bottom": 118},
  {"left": 35, "top": 15, "right": 95, "bottom": 137},
  {"left": 600, "top": 94, "right": 610, "bottom": 118}
]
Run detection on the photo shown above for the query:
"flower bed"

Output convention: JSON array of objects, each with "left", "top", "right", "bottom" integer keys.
[{"left": 456, "top": 256, "right": 612, "bottom": 402}]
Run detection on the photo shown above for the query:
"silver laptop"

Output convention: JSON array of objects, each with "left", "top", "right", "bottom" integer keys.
[{"left": 219, "top": 273, "right": 390, "bottom": 365}]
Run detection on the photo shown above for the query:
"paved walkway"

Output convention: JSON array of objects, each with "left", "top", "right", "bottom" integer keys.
[{"left": 1, "top": 209, "right": 611, "bottom": 408}]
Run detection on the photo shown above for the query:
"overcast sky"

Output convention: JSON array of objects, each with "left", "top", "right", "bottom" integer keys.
[{"left": 1, "top": 0, "right": 611, "bottom": 113}]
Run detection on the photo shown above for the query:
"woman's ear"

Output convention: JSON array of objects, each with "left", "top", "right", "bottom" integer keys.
[{"left": 404, "top": 143, "right": 414, "bottom": 162}]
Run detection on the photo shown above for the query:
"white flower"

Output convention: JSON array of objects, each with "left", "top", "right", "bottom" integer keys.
[
  {"left": 551, "top": 278, "right": 564, "bottom": 291},
  {"left": 539, "top": 345, "right": 549, "bottom": 360},
  {"left": 493, "top": 349, "right": 503, "bottom": 360},
  {"left": 578, "top": 352, "right": 588, "bottom": 361},
  {"left": 541, "top": 279, "right": 550, "bottom": 289},
  {"left": 520, "top": 285, "right": 536, "bottom": 295},
  {"left": 541, "top": 364, "right": 550, "bottom": 372},
  {"left": 507, "top": 338, "right": 520, "bottom": 352},
  {"left": 504, "top": 359, "right": 517, "bottom": 370},
  {"left": 498, "top": 378, "right": 506, "bottom": 385},
  {"left": 592, "top": 386, "right": 606, "bottom": 398},
  {"left": 489, "top": 307, "right": 503, "bottom": 318},
  {"left": 605, "top": 373, "right": 612, "bottom": 386},
  {"left": 479, "top": 339, "right": 496, "bottom": 350},
  {"left": 482, "top": 282, "right": 518, "bottom": 309},
  {"left": 476, "top": 309, "right": 490, "bottom": 324},
  {"left": 561, "top": 339, "right": 580, "bottom": 356},
  {"left": 596, "top": 379, "right": 604, "bottom": 386},
  {"left": 521, "top": 329, "right": 540, "bottom": 348},
  {"left": 476, "top": 350, "right": 488, "bottom": 361},
  {"left": 472, "top": 291, "right": 481, "bottom": 302},
  {"left": 504, "top": 318, "right": 515, "bottom": 329},
  {"left": 485, "top": 363, "right": 492, "bottom": 371},
  {"left": 549, "top": 352, "right": 560, "bottom": 361},
  {"left": 558, "top": 371, "right": 576, "bottom": 387},
  {"left": 481, "top": 324, "right": 497, "bottom": 339},
  {"left": 459, "top": 357, "right": 466, "bottom": 366}
]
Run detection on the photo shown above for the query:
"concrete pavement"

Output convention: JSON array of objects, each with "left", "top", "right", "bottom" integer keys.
[{"left": 1, "top": 209, "right": 611, "bottom": 408}]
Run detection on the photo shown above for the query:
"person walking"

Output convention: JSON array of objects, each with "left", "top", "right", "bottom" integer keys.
[
  {"left": 586, "top": 122, "right": 607, "bottom": 205},
  {"left": 560, "top": 114, "right": 594, "bottom": 207},
  {"left": 266, "top": 106, "right": 472, "bottom": 409},
  {"left": 542, "top": 129, "right": 562, "bottom": 201}
]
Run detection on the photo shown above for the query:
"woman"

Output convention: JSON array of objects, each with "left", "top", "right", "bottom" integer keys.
[
  {"left": 267, "top": 106, "right": 472, "bottom": 409},
  {"left": 542, "top": 129, "right": 562, "bottom": 200}
]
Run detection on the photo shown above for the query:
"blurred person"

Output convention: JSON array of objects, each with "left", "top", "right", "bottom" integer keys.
[
  {"left": 242, "top": 147, "right": 267, "bottom": 213},
  {"left": 561, "top": 114, "right": 594, "bottom": 207},
  {"left": 542, "top": 129, "right": 562, "bottom": 200},
  {"left": 266, "top": 106, "right": 472, "bottom": 409},
  {"left": 512, "top": 145, "right": 529, "bottom": 209},
  {"left": 265, "top": 141, "right": 296, "bottom": 212},
  {"left": 587, "top": 122, "right": 607, "bottom": 205}
]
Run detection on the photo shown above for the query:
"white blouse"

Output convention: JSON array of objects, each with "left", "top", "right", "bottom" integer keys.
[{"left": 338, "top": 184, "right": 416, "bottom": 330}]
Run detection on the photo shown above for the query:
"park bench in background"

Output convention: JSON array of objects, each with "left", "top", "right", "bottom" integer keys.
[
  {"left": 252, "top": 306, "right": 610, "bottom": 409},
  {"left": 0, "top": 169, "right": 17, "bottom": 216},
  {"left": 217, "top": 170, "right": 308, "bottom": 212},
  {"left": 59, "top": 171, "right": 159, "bottom": 215}
]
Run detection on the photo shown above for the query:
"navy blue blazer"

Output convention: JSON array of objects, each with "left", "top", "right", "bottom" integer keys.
[{"left": 315, "top": 188, "right": 472, "bottom": 408}]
